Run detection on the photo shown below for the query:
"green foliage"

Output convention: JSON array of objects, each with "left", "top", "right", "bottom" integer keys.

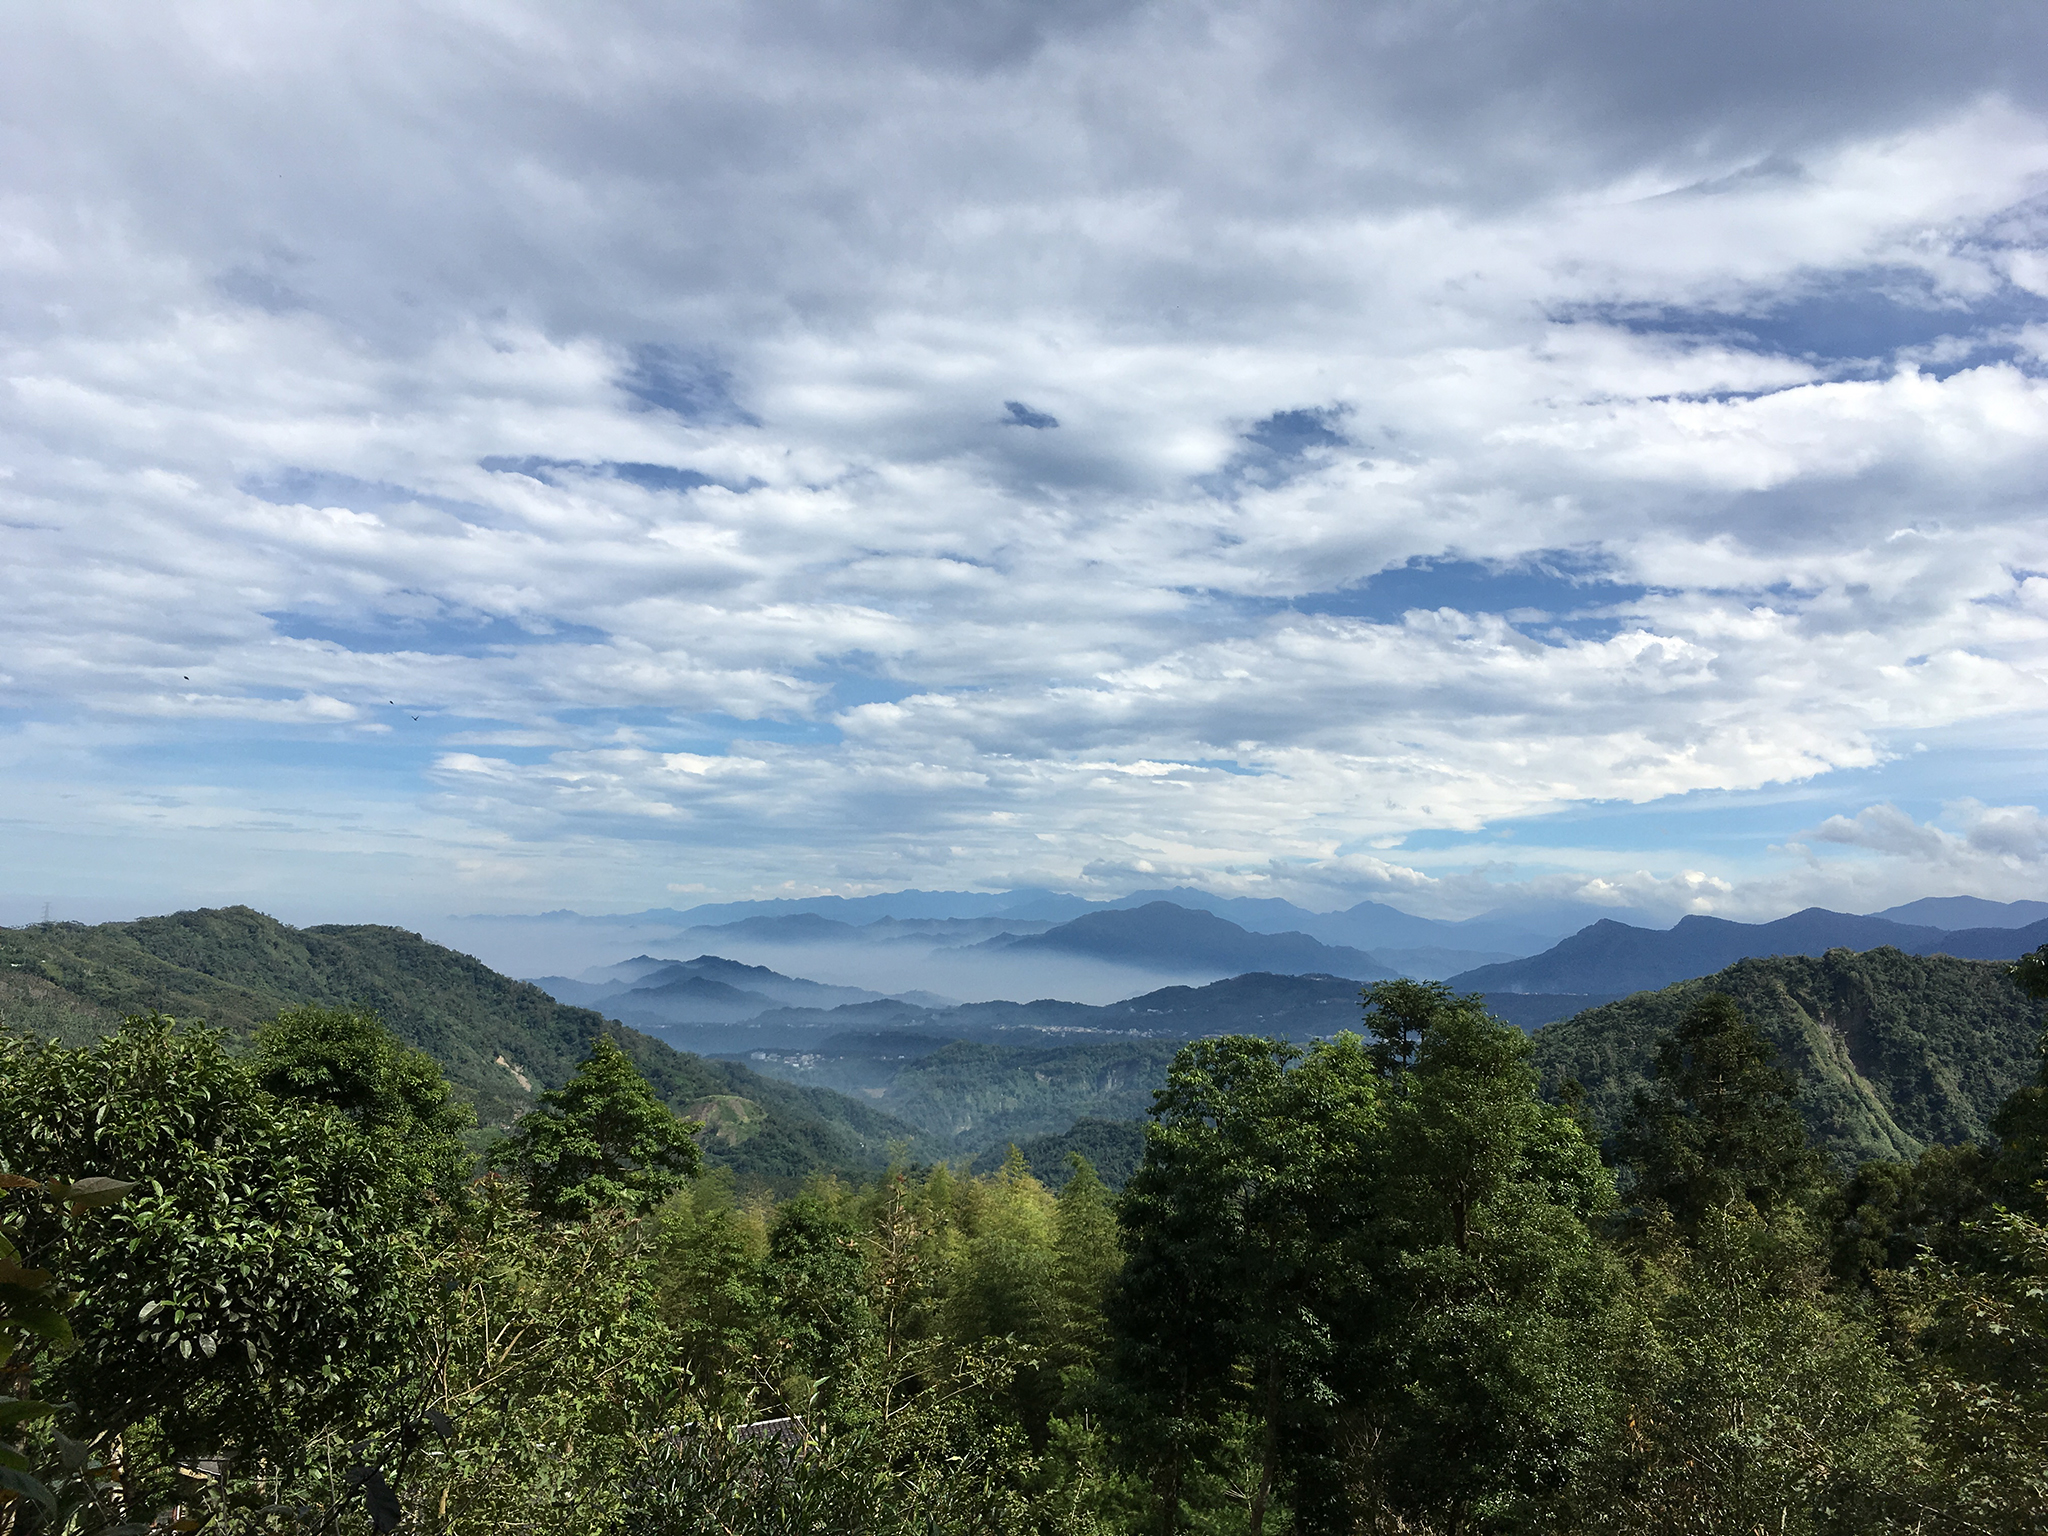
[
  {"left": 1534, "top": 948, "right": 2043, "bottom": 1165},
  {"left": 253, "top": 1004, "right": 477, "bottom": 1194},
  {"left": 654, "top": 1174, "right": 773, "bottom": 1408},
  {"left": 1615, "top": 992, "right": 1828, "bottom": 1224},
  {"left": 0, "top": 1016, "right": 419, "bottom": 1477},
  {"left": 1052, "top": 1156, "right": 1120, "bottom": 1371},
  {"left": 0, "top": 1173, "right": 133, "bottom": 1530},
  {"left": 496, "top": 1035, "right": 704, "bottom": 1220},
  {"left": 391, "top": 1176, "right": 679, "bottom": 1533},
  {"left": 1826, "top": 1142, "right": 1995, "bottom": 1286},
  {"left": 1586, "top": 1204, "right": 1919, "bottom": 1534},
  {"left": 1350, "top": 996, "right": 1625, "bottom": 1530},
  {"left": 618, "top": 1377, "right": 1041, "bottom": 1536},
  {"left": 1882, "top": 1201, "right": 2048, "bottom": 1534},
  {"left": 763, "top": 1189, "right": 873, "bottom": 1395},
  {"left": 1362, "top": 975, "right": 1472, "bottom": 1072},
  {"left": 2009, "top": 942, "right": 2048, "bottom": 1002}
]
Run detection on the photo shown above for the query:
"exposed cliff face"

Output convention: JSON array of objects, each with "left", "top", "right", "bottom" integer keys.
[{"left": 1532, "top": 946, "right": 2043, "bottom": 1167}]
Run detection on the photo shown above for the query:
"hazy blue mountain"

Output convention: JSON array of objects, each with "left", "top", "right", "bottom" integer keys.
[
  {"left": 1369, "top": 945, "right": 1522, "bottom": 980},
  {"left": 610, "top": 974, "right": 784, "bottom": 1024},
  {"left": 1097, "top": 889, "right": 1574, "bottom": 956},
  {"left": 630, "top": 955, "right": 887, "bottom": 1009},
  {"left": 1871, "top": 895, "right": 2048, "bottom": 929},
  {"left": 1923, "top": 916, "right": 2048, "bottom": 960},
  {"left": 985, "top": 902, "right": 1397, "bottom": 980},
  {"left": 1448, "top": 908, "right": 1947, "bottom": 995},
  {"left": 1102, "top": 886, "right": 1326, "bottom": 930}
]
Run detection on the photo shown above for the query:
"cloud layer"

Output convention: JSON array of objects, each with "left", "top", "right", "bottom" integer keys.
[{"left": 4, "top": 0, "right": 2048, "bottom": 926}]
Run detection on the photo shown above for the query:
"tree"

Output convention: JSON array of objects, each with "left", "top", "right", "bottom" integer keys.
[
  {"left": 1615, "top": 992, "right": 1827, "bottom": 1225},
  {"left": 1361, "top": 976, "right": 1478, "bottom": 1075},
  {"left": 0, "top": 1016, "right": 422, "bottom": 1502},
  {"left": 251, "top": 1004, "right": 475, "bottom": 1197},
  {"left": 0, "top": 1173, "right": 132, "bottom": 1531},
  {"left": 2010, "top": 942, "right": 2048, "bottom": 1005},
  {"left": 1594, "top": 996, "right": 1917, "bottom": 1532},
  {"left": 495, "top": 1034, "right": 702, "bottom": 1220},
  {"left": 1883, "top": 1202, "right": 2048, "bottom": 1535},
  {"left": 763, "top": 1188, "right": 872, "bottom": 1404},
  {"left": 1106, "top": 1034, "right": 1381, "bottom": 1536},
  {"left": 654, "top": 1174, "right": 772, "bottom": 1411},
  {"left": 1052, "top": 1153, "right": 1121, "bottom": 1374},
  {"left": 1348, "top": 992, "right": 1625, "bottom": 1531},
  {"left": 1587, "top": 1202, "right": 1919, "bottom": 1535}
]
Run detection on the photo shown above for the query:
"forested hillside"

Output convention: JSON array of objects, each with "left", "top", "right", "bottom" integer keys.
[
  {"left": 0, "top": 909, "right": 925, "bottom": 1178},
  {"left": 1532, "top": 945, "right": 2042, "bottom": 1164},
  {"left": 6, "top": 969, "right": 2043, "bottom": 1533},
  {"left": 740, "top": 1033, "right": 1185, "bottom": 1156}
]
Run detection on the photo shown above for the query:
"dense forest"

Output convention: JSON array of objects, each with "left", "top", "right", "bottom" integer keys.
[{"left": 3, "top": 939, "right": 2046, "bottom": 1535}]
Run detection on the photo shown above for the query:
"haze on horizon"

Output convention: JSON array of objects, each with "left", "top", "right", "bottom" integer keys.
[{"left": 4, "top": 0, "right": 2047, "bottom": 935}]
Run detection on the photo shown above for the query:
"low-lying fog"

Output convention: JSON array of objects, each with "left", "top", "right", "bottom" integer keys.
[{"left": 428, "top": 914, "right": 1225, "bottom": 1006}]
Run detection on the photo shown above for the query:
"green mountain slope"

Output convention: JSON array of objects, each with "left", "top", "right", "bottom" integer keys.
[
  {"left": 738, "top": 1032, "right": 1187, "bottom": 1157},
  {"left": 1531, "top": 946, "right": 2043, "bottom": 1166},
  {"left": 0, "top": 908, "right": 927, "bottom": 1179},
  {"left": 967, "top": 1117, "right": 1147, "bottom": 1189}
]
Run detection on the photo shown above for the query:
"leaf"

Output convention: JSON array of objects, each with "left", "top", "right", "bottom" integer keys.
[
  {"left": 0, "top": 1466, "right": 56, "bottom": 1518},
  {"left": 4, "top": 1305, "right": 76, "bottom": 1351},
  {"left": 424, "top": 1405, "right": 454, "bottom": 1440},
  {"left": 347, "top": 1466, "right": 402, "bottom": 1534},
  {"left": 0, "top": 1255, "right": 55, "bottom": 1289},
  {"left": 66, "top": 1177, "right": 137, "bottom": 1213},
  {"left": 0, "top": 1174, "right": 43, "bottom": 1192},
  {"left": 0, "top": 1400, "right": 55, "bottom": 1431},
  {"left": 52, "top": 1429, "right": 90, "bottom": 1473}
]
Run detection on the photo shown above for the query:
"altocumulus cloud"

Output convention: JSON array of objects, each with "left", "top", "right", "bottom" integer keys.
[{"left": 3, "top": 0, "right": 2048, "bottom": 924}]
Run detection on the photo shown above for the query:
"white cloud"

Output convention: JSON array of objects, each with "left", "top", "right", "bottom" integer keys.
[{"left": 3, "top": 2, "right": 2048, "bottom": 925}]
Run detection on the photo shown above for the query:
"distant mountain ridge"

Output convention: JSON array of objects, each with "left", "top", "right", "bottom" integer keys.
[
  {"left": 1449, "top": 907, "right": 2048, "bottom": 996},
  {"left": 531, "top": 953, "right": 901, "bottom": 1022},
  {"left": 463, "top": 890, "right": 2048, "bottom": 987},
  {"left": 977, "top": 902, "right": 1398, "bottom": 981}
]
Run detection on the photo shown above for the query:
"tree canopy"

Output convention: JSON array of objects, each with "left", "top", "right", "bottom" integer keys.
[{"left": 495, "top": 1034, "right": 704, "bottom": 1220}]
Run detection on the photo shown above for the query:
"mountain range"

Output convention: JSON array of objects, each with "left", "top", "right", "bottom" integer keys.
[
  {"left": 0, "top": 908, "right": 928, "bottom": 1179},
  {"left": 462, "top": 889, "right": 2048, "bottom": 997},
  {"left": 6, "top": 900, "right": 2044, "bottom": 1188},
  {"left": 1450, "top": 908, "right": 2048, "bottom": 995}
]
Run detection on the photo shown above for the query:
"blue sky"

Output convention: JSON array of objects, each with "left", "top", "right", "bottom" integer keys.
[{"left": 4, "top": 0, "right": 2048, "bottom": 933}]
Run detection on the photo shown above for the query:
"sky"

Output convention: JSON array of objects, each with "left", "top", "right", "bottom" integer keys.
[{"left": 4, "top": 0, "right": 2048, "bottom": 934}]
